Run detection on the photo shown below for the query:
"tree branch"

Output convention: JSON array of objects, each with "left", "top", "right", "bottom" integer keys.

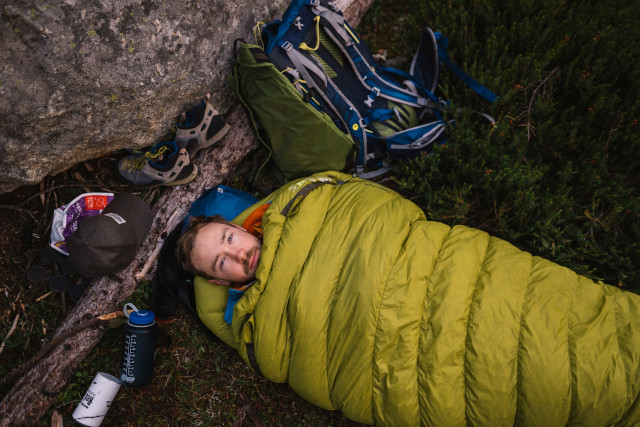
[{"left": 0, "top": 105, "right": 258, "bottom": 426}]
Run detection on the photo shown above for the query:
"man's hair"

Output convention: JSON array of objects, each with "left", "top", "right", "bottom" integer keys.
[{"left": 175, "top": 215, "right": 234, "bottom": 279}]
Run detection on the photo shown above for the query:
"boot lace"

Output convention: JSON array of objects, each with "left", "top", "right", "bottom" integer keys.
[{"left": 121, "top": 145, "right": 170, "bottom": 172}]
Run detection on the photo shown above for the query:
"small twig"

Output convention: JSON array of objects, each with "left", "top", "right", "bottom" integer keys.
[
  {"left": 39, "top": 181, "right": 45, "bottom": 206},
  {"left": 515, "top": 67, "right": 560, "bottom": 141},
  {"left": 18, "top": 181, "right": 101, "bottom": 207},
  {"left": 605, "top": 115, "right": 623, "bottom": 156},
  {"left": 83, "top": 161, "right": 95, "bottom": 173},
  {"left": 236, "top": 392, "right": 267, "bottom": 427},
  {"left": 73, "top": 170, "right": 92, "bottom": 194},
  {"left": 0, "top": 205, "right": 37, "bottom": 221},
  {"left": 0, "top": 314, "right": 20, "bottom": 356},
  {"left": 0, "top": 181, "right": 108, "bottom": 221},
  {"left": 50, "top": 409, "right": 63, "bottom": 427},
  {"left": 137, "top": 244, "right": 163, "bottom": 282},
  {"left": 0, "top": 310, "right": 125, "bottom": 388},
  {"left": 423, "top": 176, "right": 432, "bottom": 191},
  {"left": 233, "top": 404, "right": 247, "bottom": 427},
  {"left": 135, "top": 209, "right": 181, "bottom": 281},
  {"left": 36, "top": 291, "right": 53, "bottom": 302}
]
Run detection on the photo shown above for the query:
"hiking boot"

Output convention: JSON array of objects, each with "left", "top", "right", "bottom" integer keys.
[
  {"left": 175, "top": 93, "right": 230, "bottom": 157},
  {"left": 117, "top": 141, "right": 198, "bottom": 187}
]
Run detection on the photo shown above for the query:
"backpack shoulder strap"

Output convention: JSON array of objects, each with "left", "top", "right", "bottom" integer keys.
[{"left": 434, "top": 31, "right": 499, "bottom": 103}]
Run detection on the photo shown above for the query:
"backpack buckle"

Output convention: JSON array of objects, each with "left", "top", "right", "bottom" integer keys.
[
  {"left": 280, "top": 41, "right": 293, "bottom": 52},
  {"left": 417, "top": 96, "right": 447, "bottom": 111},
  {"left": 364, "top": 87, "right": 381, "bottom": 108},
  {"left": 286, "top": 68, "right": 301, "bottom": 81},
  {"left": 308, "top": 0, "right": 320, "bottom": 6}
]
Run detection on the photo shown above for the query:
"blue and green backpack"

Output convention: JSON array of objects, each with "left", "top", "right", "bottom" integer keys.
[{"left": 235, "top": 0, "right": 498, "bottom": 179}]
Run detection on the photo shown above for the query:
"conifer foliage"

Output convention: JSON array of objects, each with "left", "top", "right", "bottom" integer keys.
[{"left": 361, "top": 0, "right": 640, "bottom": 289}]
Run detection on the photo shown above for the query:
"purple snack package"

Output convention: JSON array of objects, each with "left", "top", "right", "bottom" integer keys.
[{"left": 50, "top": 193, "right": 115, "bottom": 255}]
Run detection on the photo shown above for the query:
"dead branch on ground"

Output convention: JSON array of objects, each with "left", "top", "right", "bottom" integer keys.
[{"left": 514, "top": 67, "right": 560, "bottom": 141}]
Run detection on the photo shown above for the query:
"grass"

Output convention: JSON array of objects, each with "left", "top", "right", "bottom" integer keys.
[{"left": 1, "top": 0, "right": 638, "bottom": 424}]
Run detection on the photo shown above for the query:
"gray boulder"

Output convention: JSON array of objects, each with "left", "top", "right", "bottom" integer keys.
[{"left": 0, "top": 0, "right": 367, "bottom": 194}]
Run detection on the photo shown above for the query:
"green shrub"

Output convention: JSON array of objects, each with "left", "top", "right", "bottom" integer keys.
[{"left": 361, "top": 0, "right": 640, "bottom": 289}]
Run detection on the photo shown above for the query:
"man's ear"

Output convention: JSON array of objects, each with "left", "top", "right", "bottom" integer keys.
[{"left": 208, "top": 278, "right": 231, "bottom": 286}]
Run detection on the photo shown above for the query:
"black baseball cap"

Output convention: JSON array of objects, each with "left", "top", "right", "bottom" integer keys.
[{"left": 67, "top": 193, "right": 153, "bottom": 277}]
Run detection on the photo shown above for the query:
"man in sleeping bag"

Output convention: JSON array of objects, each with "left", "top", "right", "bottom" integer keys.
[{"left": 176, "top": 171, "right": 640, "bottom": 427}]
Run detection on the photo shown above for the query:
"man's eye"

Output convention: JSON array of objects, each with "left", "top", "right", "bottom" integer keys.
[
  {"left": 228, "top": 233, "right": 233, "bottom": 244},
  {"left": 220, "top": 257, "right": 225, "bottom": 270}
]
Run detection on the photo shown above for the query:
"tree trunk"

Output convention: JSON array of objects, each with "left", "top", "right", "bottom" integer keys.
[{"left": 0, "top": 1, "right": 373, "bottom": 424}]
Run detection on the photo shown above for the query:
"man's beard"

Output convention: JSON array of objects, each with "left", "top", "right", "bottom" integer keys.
[{"left": 244, "top": 246, "right": 260, "bottom": 275}]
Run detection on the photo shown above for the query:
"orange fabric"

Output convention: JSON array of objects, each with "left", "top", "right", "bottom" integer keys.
[
  {"left": 242, "top": 203, "right": 270, "bottom": 238},
  {"left": 232, "top": 281, "right": 254, "bottom": 291}
]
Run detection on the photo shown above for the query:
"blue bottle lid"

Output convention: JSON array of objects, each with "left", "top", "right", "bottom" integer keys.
[{"left": 128, "top": 310, "right": 155, "bottom": 325}]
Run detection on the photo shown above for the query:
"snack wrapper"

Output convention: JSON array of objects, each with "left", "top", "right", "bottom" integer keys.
[{"left": 50, "top": 193, "right": 114, "bottom": 255}]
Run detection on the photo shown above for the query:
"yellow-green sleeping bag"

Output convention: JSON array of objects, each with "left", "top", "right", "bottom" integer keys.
[{"left": 195, "top": 171, "right": 640, "bottom": 426}]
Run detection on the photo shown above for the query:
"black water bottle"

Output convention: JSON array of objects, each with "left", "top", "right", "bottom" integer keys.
[{"left": 119, "top": 303, "right": 157, "bottom": 387}]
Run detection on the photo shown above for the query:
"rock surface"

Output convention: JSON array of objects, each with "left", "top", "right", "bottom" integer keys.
[{"left": 0, "top": 0, "right": 366, "bottom": 194}]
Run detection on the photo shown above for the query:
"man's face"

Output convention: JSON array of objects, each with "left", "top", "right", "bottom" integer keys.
[{"left": 191, "top": 222, "right": 262, "bottom": 286}]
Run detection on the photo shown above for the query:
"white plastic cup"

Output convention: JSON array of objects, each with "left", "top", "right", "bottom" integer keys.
[{"left": 72, "top": 372, "right": 121, "bottom": 426}]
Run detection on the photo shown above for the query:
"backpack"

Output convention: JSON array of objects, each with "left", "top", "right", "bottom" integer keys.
[
  {"left": 150, "top": 185, "right": 258, "bottom": 341},
  {"left": 258, "top": 0, "right": 498, "bottom": 177},
  {"left": 230, "top": 40, "right": 355, "bottom": 182}
]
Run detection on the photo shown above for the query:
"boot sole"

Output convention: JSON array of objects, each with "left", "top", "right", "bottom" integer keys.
[{"left": 141, "top": 164, "right": 199, "bottom": 189}]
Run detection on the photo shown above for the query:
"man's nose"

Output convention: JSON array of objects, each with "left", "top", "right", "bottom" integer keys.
[{"left": 228, "top": 247, "right": 246, "bottom": 262}]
